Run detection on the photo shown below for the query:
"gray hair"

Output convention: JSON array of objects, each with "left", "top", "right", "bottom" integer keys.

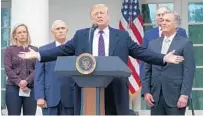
[
  {"left": 164, "top": 10, "right": 181, "bottom": 26},
  {"left": 51, "top": 20, "right": 67, "bottom": 30},
  {"left": 157, "top": 6, "right": 170, "bottom": 11}
]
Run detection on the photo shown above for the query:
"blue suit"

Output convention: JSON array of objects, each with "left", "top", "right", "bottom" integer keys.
[
  {"left": 34, "top": 42, "right": 74, "bottom": 115},
  {"left": 140, "top": 27, "right": 187, "bottom": 82},
  {"left": 39, "top": 26, "right": 166, "bottom": 115}
]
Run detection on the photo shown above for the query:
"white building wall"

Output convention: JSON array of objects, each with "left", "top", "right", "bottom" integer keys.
[
  {"left": 11, "top": 0, "right": 49, "bottom": 47},
  {"left": 49, "top": 0, "right": 122, "bottom": 41}
]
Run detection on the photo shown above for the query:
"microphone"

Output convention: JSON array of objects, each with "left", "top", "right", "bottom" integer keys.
[
  {"left": 91, "top": 24, "right": 99, "bottom": 31},
  {"left": 88, "top": 24, "right": 98, "bottom": 53}
]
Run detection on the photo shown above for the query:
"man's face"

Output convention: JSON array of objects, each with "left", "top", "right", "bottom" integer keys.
[
  {"left": 90, "top": 7, "right": 109, "bottom": 28},
  {"left": 161, "top": 14, "right": 178, "bottom": 35},
  {"left": 15, "top": 26, "right": 28, "bottom": 43},
  {"left": 52, "top": 22, "right": 67, "bottom": 41},
  {"left": 156, "top": 7, "right": 169, "bottom": 26}
]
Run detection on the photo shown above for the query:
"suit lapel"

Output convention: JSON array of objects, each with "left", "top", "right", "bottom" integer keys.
[
  {"left": 163, "top": 34, "right": 180, "bottom": 69},
  {"left": 155, "top": 27, "right": 160, "bottom": 38},
  {"left": 50, "top": 42, "right": 57, "bottom": 64},
  {"left": 109, "top": 27, "right": 118, "bottom": 56},
  {"left": 155, "top": 38, "right": 164, "bottom": 70},
  {"left": 157, "top": 37, "right": 163, "bottom": 53},
  {"left": 84, "top": 29, "right": 92, "bottom": 54},
  {"left": 167, "top": 34, "right": 179, "bottom": 53},
  {"left": 51, "top": 42, "right": 56, "bottom": 49}
]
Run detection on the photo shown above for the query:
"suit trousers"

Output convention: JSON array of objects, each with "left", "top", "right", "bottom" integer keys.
[
  {"left": 151, "top": 89, "right": 186, "bottom": 115},
  {"left": 42, "top": 100, "right": 74, "bottom": 115},
  {"left": 6, "top": 85, "right": 37, "bottom": 115},
  {"left": 105, "top": 82, "right": 117, "bottom": 115}
]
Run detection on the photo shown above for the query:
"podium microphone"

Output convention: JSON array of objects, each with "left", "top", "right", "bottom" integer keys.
[
  {"left": 88, "top": 24, "right": 98, "bottom": 41},
  {"left": 88, "top": 24, "right": 98, "bottom": 53}
]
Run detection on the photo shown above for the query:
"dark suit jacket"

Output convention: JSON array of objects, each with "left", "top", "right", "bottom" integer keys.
[
  {"left": 142, "top": 27, "right": 187, "bottom": 48},
  {"left": 140, "top": 27, "right": 187, "bottom": 78},
  {"left": 39, "top": 26, "right": 166, "bottom": 114},
  {"left": 140, "top": 27, "right": 187, "bottom": 80},
  {"left": 34, "top": 42, "right": 74, "bottom": 108},
  {"left": 141, "top": 34, "right": 195, "bottom": 107}
]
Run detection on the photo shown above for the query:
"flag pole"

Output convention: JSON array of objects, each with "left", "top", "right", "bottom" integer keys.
[{"left": 129, "top": 0, "right": 135, "bottom": 111}]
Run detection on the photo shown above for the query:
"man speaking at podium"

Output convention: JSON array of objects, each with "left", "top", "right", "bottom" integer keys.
[{"left": 18, "top": 4, "right": 184, "bottom": 115}]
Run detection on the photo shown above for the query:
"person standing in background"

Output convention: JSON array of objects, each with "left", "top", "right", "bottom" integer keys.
[
  {"left": 18, "top": 4, "right": 184, "bottom": 115},
  {"left": 141, "top": 11, "right": 195, "bottom": 115},
  {"left": 4, "top": 24, "right": 38, "bottom": 115},
  {"left": 140, "top": 6, "right": 188, "bottom": 85},
  {"left": 142, "top": 6, "right": 187, "bottom": 47},
  {"left": 34, "top": 20, "right": 74, "bottom": 115}
]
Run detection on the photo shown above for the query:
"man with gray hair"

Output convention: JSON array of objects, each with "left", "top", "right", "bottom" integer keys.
[
  {"left": 141, "top": 11, "right": 195, "bottom": 115},
  {"left": 140, "top": 6, "right": 187, "bottom": 79},
  {"left": 34, "top": 20, "right": 74, "bottom": 115}
]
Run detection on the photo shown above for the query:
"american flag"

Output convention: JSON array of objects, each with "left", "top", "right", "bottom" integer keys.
[{"left": 119, "top": 0, "right": 144, "bottom": 95}]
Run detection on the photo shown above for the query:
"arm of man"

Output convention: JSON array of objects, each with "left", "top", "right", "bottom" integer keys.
[
  {"left": 26, "top": 47, "right": 39, "bottom": 84},
  {"left": 40, "top": 31, "right": 77, "bottom": 62},
  {"left": 18, "top": 31, "right": 78, "bottom": 61},
  {"left": 34, "top": 60, "right": 45, "bottom": 101},
  {"left": 141, "top": 40, "right": 152, "bottom": 96},
  {"left": 34, "top": 60, "right": 48, "bottom": 108},
  {"left": 181, "top": 40, "right": 195, "bottom": 97},
  {"left": 140, "top": 32, "right": 150, "bottom": 79},
  {"left": 177, "top": 40, "right": 195, "bottom": 108},
  {"left": 126, "top": 31, "right": 183, "bottom": 65},
  {"left": 141, "top": 63, "right": 152, "bottom": 96},
  {"left": 127, "top": 34, "right": 164, "bottom": 65},
  {"left": 141, "top": 42, "right": 154, "bottom": 107}
]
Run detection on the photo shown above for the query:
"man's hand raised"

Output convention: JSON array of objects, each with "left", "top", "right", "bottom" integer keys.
[
  {"left": 164, "top": 50, "right": 184, "bottom": 64},
  {"left": 18, "top": 47, "right": 38, "bottom": 60}
]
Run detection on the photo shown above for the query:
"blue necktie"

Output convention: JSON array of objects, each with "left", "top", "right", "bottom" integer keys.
[{"left": 98, "top": 31, "right": 105, "bottom": 56}]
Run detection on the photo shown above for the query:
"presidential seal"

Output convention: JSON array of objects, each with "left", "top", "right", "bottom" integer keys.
[{"left": 76, "top": 53, "right": 96, "bottom": 75}]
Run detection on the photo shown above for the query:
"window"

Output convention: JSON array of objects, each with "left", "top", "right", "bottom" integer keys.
[
  {"left": 1, "top": 0, "right": 11, "bottom": 109},
  {"left": 188, "top": 2, "right": 203, "bottom": 110}
]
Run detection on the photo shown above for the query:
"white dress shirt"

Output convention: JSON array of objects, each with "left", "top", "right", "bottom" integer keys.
[
  {"left": 159, "top": 27, "right": 162, "bottom": 37},
  {"left": 161, "top": 32, "right": 176, "bottom": 54},
  {"left": 55, "top": 40, "right": 67, "bottom": 47},
  {"left": 92, "top": 27, "right": 110, "bottom": 56}
]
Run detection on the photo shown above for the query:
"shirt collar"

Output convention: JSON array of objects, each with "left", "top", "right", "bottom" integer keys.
[
  {"left": 159, "top": 26, "right": 162, "bottom": 32},
  {"left": 164, "top": 32, "right": 176, "bottom": 42},
  {"left": 55, "top": 40, "right": 67, "bottom": 47},
  {"left": 95, "top": 26, "right": 109, "bottom": 35}
]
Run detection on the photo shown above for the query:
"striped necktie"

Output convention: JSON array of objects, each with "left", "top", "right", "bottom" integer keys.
[{"left": 98, "top": 30, "right": 105, "bottom": 56}]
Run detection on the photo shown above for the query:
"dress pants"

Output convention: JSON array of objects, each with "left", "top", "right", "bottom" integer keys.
[
  {"left": 6, "top": 85, "right": 37, "bottom": 115},
  {"left": 151, "top": 89, "right": 186, "bottom": 115},
  {"left": 42, "top": 100, "right": 74, "bottom": 115}
]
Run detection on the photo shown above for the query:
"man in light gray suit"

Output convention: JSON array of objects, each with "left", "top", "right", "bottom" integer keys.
[{"left": 141, "top": 11, "right": 196, "bottom": 115}]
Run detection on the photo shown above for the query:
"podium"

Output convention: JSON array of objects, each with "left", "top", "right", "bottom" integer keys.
[{"left": 55, "top": 56, "right": 131, "bottom": 115}]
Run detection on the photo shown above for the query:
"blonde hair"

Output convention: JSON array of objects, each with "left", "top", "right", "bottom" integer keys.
[
  {"left": 11, "top": 24, "right": 31, "bottom": 46},
  {"left": 90, "top": 4, "right": 108, "bottom": 14}
]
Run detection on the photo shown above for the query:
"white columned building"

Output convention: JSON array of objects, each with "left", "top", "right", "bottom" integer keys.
[
  {"left": 10, "top": 0, "right": 49, "bottom": 114},
  {"left": 11, "top": 0, "right": 49, "bottom": 47}
]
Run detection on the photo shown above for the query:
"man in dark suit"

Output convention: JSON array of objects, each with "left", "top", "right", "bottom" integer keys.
[
  {"left": 140, "top": 6, "right": 188, "bottom": 82},
  {"left": 34, "top": 20, "right": 74, "bottom": 115},
  {"left": 19, "top": 4, "right": 184, "bottom": 115},
  {"left": 143, "top": 6, "right": 187, "bottom": 48},
  {"left": 141, "top": 11, "right": 195, "bottom": 115}
]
